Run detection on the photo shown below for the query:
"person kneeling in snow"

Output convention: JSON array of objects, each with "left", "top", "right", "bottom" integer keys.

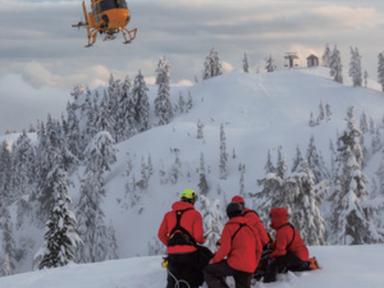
[
  {"left": 263, "top": 207, "right": 319, "bottom": 283},
  {"left": 204, "top": 202, "right": 262, "bottom": 288}
]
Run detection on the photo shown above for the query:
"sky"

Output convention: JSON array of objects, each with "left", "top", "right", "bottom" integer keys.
[{"left": 0, "top": 0, "right": 383, "bottom": 132}]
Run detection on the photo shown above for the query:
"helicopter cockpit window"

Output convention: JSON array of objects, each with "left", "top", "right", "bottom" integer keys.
[{"left": 99, "top": 0, "right": 127, "bottom": 12}]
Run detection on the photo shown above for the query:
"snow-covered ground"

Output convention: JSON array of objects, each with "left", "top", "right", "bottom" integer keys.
[{"left": 0, "top": 245, "right": 383, "bottom": 288}]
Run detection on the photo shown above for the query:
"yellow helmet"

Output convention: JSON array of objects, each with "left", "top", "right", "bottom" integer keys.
[{"left": 180, "top": 188, "right": 198, "bottom": 202}]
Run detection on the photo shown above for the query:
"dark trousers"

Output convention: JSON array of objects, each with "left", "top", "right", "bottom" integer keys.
[
  {"left": 167, "top": 252, "right": 201, "bottom": 288},
  {"left": 263, "top": 252, "right": 310, "bottom": 283},
  {"left": 204, "top": 261, "right": 253, "bottom": 288}
]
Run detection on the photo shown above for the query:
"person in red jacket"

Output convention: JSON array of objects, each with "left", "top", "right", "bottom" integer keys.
[
  {"left": 263, "top": 207, "right": 318, "bottom": 283},
  {"left": 204, "top": 202, "right": 262, "bottom": 288},
  {"left": 158, "top": 189, "right": 205, "bottom": 288},
  {"left": 231, "top": 195, "right": 271, "bottom": 248}
]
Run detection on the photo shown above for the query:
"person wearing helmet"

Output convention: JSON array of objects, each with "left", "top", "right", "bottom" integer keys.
[
  {"left": 231, "top": 195, "right": 271, "bottom": 248},
  {"left": 204, "top": 202, "right": 262, "bottom": 288},
  {"left": 263, "top": 207, "right": 319, "bottom": 283},
  {"left": 158, "top": 189, "right": 205, "bottom": 288},
  {"left": 231, "top": 195, "right": 272, "bottom": 280}
]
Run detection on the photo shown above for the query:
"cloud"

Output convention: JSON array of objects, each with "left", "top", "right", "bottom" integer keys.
[{"left": 0, "top": 74, "right": 69, "bottom": 132}]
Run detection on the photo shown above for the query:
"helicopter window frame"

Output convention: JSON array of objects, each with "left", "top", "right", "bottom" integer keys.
[{"left": 97, "top": 0, "right": 127, "bottom": 12}]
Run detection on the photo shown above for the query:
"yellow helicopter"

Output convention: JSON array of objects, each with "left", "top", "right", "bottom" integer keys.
[{"left": 72, "top": 0, "right": 138, "bottom": 47}]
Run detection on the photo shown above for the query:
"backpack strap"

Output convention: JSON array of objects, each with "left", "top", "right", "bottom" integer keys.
[
  {"left": 230, "top": 223, "right": 250, "bottom": 242},
  {"left": 168, "top": 208, "right": 197, "bottom": 246}
]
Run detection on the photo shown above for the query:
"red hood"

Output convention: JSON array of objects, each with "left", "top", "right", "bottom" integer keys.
[
  {"left": 270, "top": 207, "right": 289, "bottom": 230},
  {"left": 171, "top": 201, "right": 194, "bottom": 211}
]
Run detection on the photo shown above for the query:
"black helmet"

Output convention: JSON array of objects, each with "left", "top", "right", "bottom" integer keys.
[{"left": 226, "top": 202, "right": 244, "bottom": 218}]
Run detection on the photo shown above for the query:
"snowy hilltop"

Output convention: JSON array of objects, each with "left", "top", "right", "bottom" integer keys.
[{"left": 1, "top": 60, "right": 384, "bottom": 276}]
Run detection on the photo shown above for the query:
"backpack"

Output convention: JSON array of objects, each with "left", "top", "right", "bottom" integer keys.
[{"left": 167, "top": 208, "right": 197, "bottom": 247}]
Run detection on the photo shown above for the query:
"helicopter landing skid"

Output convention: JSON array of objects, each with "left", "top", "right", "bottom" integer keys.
[{"left": 121, "top": 27, "right": 137, "bottom": 44}]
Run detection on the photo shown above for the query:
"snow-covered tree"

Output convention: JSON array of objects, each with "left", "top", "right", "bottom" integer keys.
[
  {"left": 39, "top": 167, "right": 81, "bottom": 269},
  {"left": 132, "top": 71, "right": 150, "bottom": 131},
  {"left": 76, "top": 132, "right": 117, "bottom": 263},
  {"left": 238, "top": 163, "right": 246, "bottom": 196},
  {"left": 203, "top": 48, "right": 223, "bottom": 80},
  {"left": 331, "top": 107, "right": 381, "bottom": 244},
  {"left": 330, "top": 46, "right": 343, "bottom": 83},
  {"left": 265, "top": 55, "right": 276, "bottom": 72},
  {"left": 66, "top": 102, "right": 82, "bottom": 158},
  {"left": 306, "top": 135, "right": 329, "bottom": 184},
  {"left": 318, "top": 101, "right": 325, "bottom": 122},
  {"left": 243, "top": 53, "right": 250, "bottom": 73},
  {"left": 197, "top": 120, "right": 204, "bottom": 140},
  {"left": 360, "top": 112, "right": 369, "bottom": 134},
  {"left": 155, "top": 57, "right": 173, "bottom": 125},
  {"left": 0, "top": 141, "right": 13, "bottom": 205},
  {"left": 325, "top": 103, "right": 332, "bottom": 121},
  {"left": 364, "top": 70, "right": 368, "bottom": 88},
  {"left": 378, "top": 52, "right": 384, "bottom": 92},
  {"left": 372, "top": 128, "right": 382, "bottom": 154},
  {"left": 0, "top": 205, "right": 16, "bottom": 276},
  {"left": 219, "top": 124, "right": 229, "bottom": 180},
  {"left": 200, "top": 196, "right": 224, "bottom": 251},
  {"left": 309, "top": 112, "right": 318, "bottom": 127},
  {"left": 322, "top": 44, "right": 332, "bottom": 67},
  {"left": 291, "top": 145, "right": 304, "bottom": 173},
  {"left": 264, "top": 150, "right": 275, "bottom": 174},
  {"left": 290, "top": 160, "right": 326, "bottom": 245},
  {"left": 186, "top": 91, "right": 193, "bottom": 112},
  {"left": 198, "top": 152, "right": 209, "bottom": 195},
  {"left": 178, "top": 92, "right": 186, "bottom": 114},
  {"left": 349, "top": 47, "right": 363, "bottom": 87},
  {"left": 276, "top": 146, "right": 288, "bottom": 180}
]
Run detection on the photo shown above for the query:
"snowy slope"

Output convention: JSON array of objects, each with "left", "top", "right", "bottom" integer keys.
[
  {"left": 0, "top": 245, "right": 383, "bottom": 288},
  {"left": 4, "top": 67, "right": 384, "bottom": 274}
]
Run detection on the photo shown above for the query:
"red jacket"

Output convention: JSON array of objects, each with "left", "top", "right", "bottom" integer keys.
[
  {"left": 211, "top": 216, "right": 262, "bottom": 273},
  {"left": 158, "top": 201, "right": 204, "bottom": 254},
  {"left": 243, "top": 208, "right": 270, "bottom": 247},
  {"left": 269, "top": 208, "right": 309, "bottom": 261}
]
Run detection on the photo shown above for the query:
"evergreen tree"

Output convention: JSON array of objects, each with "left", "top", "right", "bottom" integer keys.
[
  {"left": 0, "top": 141, "right": 13, "bottom": 205},
  {"left": 291, "top": 145, "right": 304, "bottom": 173},
  {"left": 197, "top": 120, "right": 204, "bottom": 140},
  {"left": 306, "top": 135, "right": 329, "bottom": 184},
  {"left": 66, "top": 102, "right": 82, "bottom": 158},
  {"left": 349, "top": 47, "right": 363, "bottom": 87},
  {"left": 200, "top": 196, "right": 224, "bottom": 251},
  {"left": 96, "top": 91, "right": 115, "bottom": 136},
  {"left": 372, "top": 128, "right": 382, "bottom": 154},
  {"left": 276, "top": 146, "right": 288, "bottom": 180},
  {"left": 331, "top": 107, "right": 381, "bottom": 244},
  {"left": 360, "top": 112, "right": 369, "bottom": 134},
  {"left": 309, "top": 112, "right": 318, "bottom": 127},
  {"left": 378, "top": 52, "right": 384, "bottom": 92},
  {"left": 76, "top": 132, "right": 117, "bottom": 263},
  {"left": 0, "top": 205, "right": 16, "bottom": 276},
  {"left": 325, "top": 103, "right": 332, "bottom": 121},
  {"left": 330, "top": 46, "right": 343, "bottom": 83},
  {"left": 238, "top": 163, "right": 246, "bottom": 196},
  {"left": 198, "top": 152, "right": 209, "bottom": 195},
  {"left": 290, "top": 160, "right": 326, "bottom": 245},
  {"left": 155, "top": 57, "right": 173, "bottom": 125},
  {"left": 219, "top": 124, "right": 229, "bottom": 180},
  {"left": 265, "top": 55, "right": 276, "bottom": 72},
  {"left": 364, "top": 70, "right": 368, "bottom": 88},
  {"left": 243, "top": 53, "right": 250, "bottom": 73},
  {"left": 39, "top": 167, "right": 81, "bottom": 269},
  {"left": 203, "top": 48, "right": 223, "bottom": 80},
  {"left": 318, "top": 101, "right": 325, "bottom": 122},
  {"left": 133, "top": 71, "right": 150, "bottom": 131},
  {"left": 186, "top": 91, "right": 193, "bottom": 112},
  {"left": 178, "top": 92, "right": 186, "bottom": 114},
  {"left": 264, "top": 150, "right": 275, "bottom": 174},
  {"left": 322, "top": 44, "right": 332, "bottom": 67}
]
